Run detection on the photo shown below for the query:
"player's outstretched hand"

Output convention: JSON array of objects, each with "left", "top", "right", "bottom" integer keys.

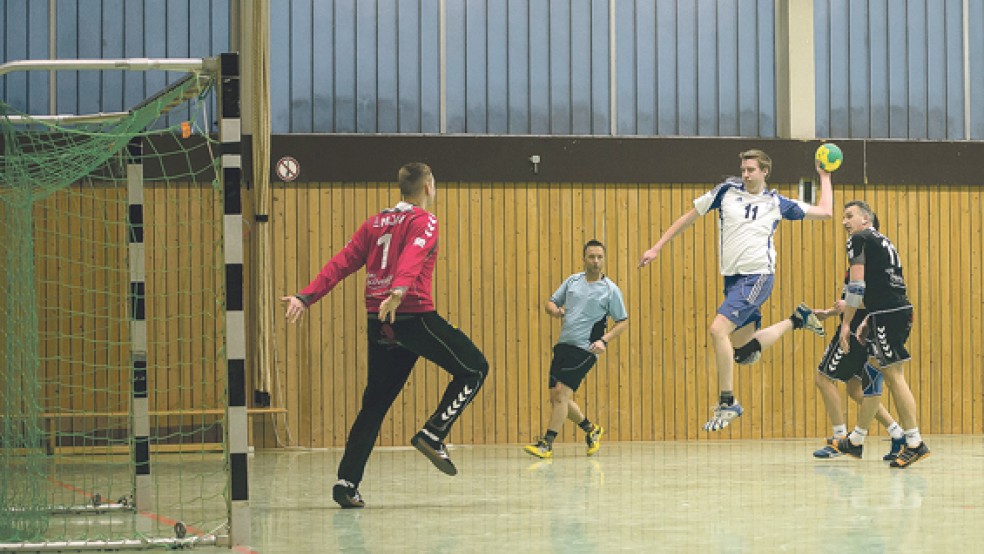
[
  {"left": 281, "top": 296, "right": 307, "bottom": 324},
  {"left": 814, "top": 308, "right": 836, "bottom": 321},
  {"left": 638, "top": 247, "right": 660, "bottom": 268}
]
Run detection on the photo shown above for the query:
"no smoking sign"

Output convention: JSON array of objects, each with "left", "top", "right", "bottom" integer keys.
[{"left": 276, "top": 156, "right": 300, "bottom": 182}]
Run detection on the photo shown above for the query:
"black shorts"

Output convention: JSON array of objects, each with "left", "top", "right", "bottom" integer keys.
[
  {"left": 863, "top": 307, "right": 913, "bottom": 368},
  {"left": 817, "top": 307, "right": 913, "bottom": 382},
  {"left": 548, "top": 344, "right": 597, "bottom": 392},
  {"left": 817, "top": 334, "right": 869, "bottom": 382},
  {"left": 817, "top": 311, "right": 868, "bottom": 382}
]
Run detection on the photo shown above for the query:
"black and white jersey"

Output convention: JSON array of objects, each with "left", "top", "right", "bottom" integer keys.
[{"left": 846, "top": 228, "right": 909, "bottom": 311}]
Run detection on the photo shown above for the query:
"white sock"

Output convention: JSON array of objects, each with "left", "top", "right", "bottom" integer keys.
[
  {"left": 904, "top": 428, "right": 922, "bottom": 448},
  {"left": 849, "top": 427, "right": 868, "bottom": 446},
  {"left": 886, "top": 422, "right": 904, "bottom": 440},
  {"left": 832, "top": 424, "right": 847, "bottom": 437}
]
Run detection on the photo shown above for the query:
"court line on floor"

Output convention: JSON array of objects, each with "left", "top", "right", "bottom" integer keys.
[{"left": 46, "top": 477, "right": 261, "bottom": 553}]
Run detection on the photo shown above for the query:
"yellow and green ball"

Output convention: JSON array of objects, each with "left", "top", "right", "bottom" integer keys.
[{"left": 815, "top": 143, "right": 843, "bottom": 172}]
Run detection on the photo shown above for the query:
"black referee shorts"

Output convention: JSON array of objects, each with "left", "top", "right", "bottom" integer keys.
[{"left": 547, "top": 343, "right": 597, "bottom": 392}]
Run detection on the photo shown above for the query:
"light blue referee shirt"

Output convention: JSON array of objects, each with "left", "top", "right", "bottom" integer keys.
[{"left": 550, "top": 273, "right": 628, "bottom": 352}]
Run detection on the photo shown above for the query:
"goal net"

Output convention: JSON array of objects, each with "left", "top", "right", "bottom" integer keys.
[{"left": 1, "top": 59, "right": 240, "bottom": 549}]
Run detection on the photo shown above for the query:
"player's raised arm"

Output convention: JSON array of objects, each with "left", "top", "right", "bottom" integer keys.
[
  {"left": 806, "top": 142, "right": 843, "bottom": 220},
  {"left": 804, "top": 161, "right": 834, "bottom": 220}
]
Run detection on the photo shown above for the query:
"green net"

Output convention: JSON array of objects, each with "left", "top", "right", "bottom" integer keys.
[{"left": 1, "top": 71, "right": 229, "bottom": 547}]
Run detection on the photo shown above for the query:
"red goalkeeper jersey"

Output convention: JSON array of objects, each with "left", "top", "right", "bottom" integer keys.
[{"left": 297, "top": 202, "right": 438, "bottom": 313}]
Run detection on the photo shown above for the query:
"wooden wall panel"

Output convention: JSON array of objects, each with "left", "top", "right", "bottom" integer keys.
[
  {"left": 19, "top": 184, "right": 226, "bottom": 447},
  {"left": 262, "top": 181, "right": 984, "bottom": 447},
  {"left": 18, "top": 180, "right": 981, "bottom": 448}
]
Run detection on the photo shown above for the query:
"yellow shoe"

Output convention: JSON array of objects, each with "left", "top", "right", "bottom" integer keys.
[
  {"left": 523, "top": 440, "right": 553, "bottom": 459},
  {"left": 586, "top": 424, "right": 604, "bottom": 456}
]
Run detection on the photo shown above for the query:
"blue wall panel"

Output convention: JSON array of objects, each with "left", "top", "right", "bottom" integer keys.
[
  {"left": 816, "top": 0, "right": 976, "bottom": 140},
  {"left": 973, "top": 0, "right": 984, "bottom": 139},
  {"left": 548, "top": 0, "right": 572, "bottom": 134},
  {"left": 506, "top": 0, "right": 529, "bottom": 133},
  {"left": 267, "top": 0, "right": 774, "bottom": 136},
  {"left": 9, "top": 1, "right": 975, "bottom": 139},
  {"left": 486, "top": 0, "right": 508, "bottom": 134},
  {"left": 1, "top": 0, "right": 228, "bottom": 127},
  {"left": 655, "top": 0, "right": 678, "bottom": 134},
  {"left": 1, "top": 0, "right": 51, "bottom": 115},
  {"left": 615, "top": 0, "right": 774, "bottom": 137},
  {"left": 289, "top": 0, "right": 314, "bottom": 133}
]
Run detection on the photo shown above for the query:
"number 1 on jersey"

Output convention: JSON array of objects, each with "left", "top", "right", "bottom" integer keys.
[{"left": 377, "top": 233, "right": 393, "bottom": 269}]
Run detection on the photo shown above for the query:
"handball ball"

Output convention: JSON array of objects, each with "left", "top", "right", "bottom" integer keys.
[{"left": 815, "top": 142, "right": 843, "bottom": 172}]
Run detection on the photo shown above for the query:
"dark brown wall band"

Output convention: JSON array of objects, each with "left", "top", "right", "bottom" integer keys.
[{"left": 256, "top": 135, "right": 984, "bottom": 186}]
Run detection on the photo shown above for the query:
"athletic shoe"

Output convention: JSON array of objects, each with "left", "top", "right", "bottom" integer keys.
[
  {"left": 411, "top": 431, "right": 458, "bottom": 476},
  {"left": 830, "top": 436, "right": 863, "bottom": 459},
  {"left": 883, "top": 437, "right": 906, "bottom": 461},
  {"left": 792, "top": 303, "right": 825, "bottom": 337},
  {"left": 585, "top": 424, "right": 604, "bottom": 456},
  {"left": 332, "top": 480, "right": 365, "bottom": 509},
  {"left": 702, "top": 401, "right": 744, "bottom": 432},
  {"left": 890, "top": 442, "right": 930, "bottom": 468},
  {"left": 813, "top": 437, "right": 843, "bottom": 459},
  {"left": 523, "top": 440, "right": 553, "bottom": 459}
]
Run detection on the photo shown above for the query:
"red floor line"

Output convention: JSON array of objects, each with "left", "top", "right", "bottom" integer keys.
[{"left": 46, "top": 477, "right": 261, "bottom": 553}]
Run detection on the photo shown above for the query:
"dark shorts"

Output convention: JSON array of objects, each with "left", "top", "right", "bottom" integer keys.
[
  {"left": 817, "top": 335, "right": 868, "bottom": 383},
  {"left": 863, "top": 307, "right": 913, "bottom": 368},
  {"left": 717, "top": 274, "right": 775, "bottom": 329},
  {"left": 548, "top": 343, "right": 597, "bottom": 392},
  {"left": 817, "top": 307, "right": 912, "bottom": 382}
]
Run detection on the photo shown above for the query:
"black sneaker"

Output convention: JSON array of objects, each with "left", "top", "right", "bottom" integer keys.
[
  {"left": 830, "top": 436, "right": 863, "bottom": 459},
  {"left": 890, "top": 442, "right": 930, "bottom": 468},
  {"left": 411, "top": 431, "right": 458, "bottom": 476},
  {"left": 332, "top": 480, "right": 365, "bottom": 508},
  {"left": 883, "top": 436, "right": 906, "bottom": 461}
]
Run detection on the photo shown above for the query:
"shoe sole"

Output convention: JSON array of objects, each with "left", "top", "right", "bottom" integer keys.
[
  {"left": 523, "top": 445, "right": 552, "bottom": 459},
  {"left": 890, "top": 450, "right": 930, "bottom": 469},
  {"left": 829, "top": 444, "right": 862, "bottom": 459},
  {"left": 412, "top": 435, "right": 458, "bottom": 476},
  {"left": 813, "top": 449, "right": 841, "bottom": 459},
  {"left": 332, "top": 486, "right": 365, "bottom": 509},
  {"left": 703, "top": 409, "right": 743, "bottom": 432},
  {"left": 804, "top": 314, "right": 825, "bottom": 336}
]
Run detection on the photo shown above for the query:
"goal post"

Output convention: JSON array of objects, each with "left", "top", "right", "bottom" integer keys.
[{"left": 0, "top": 53, "right": 249, "bottom": 550}]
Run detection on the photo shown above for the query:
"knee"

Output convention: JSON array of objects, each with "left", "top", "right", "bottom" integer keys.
[
  {"left": 708, "top": 322, "right": 732, "bottom": 344},
  {"left": 476, "top": 357, "right": 490, "bottom": 379},
  {"left": 458, "top": 355, "right": 489, "bottom": 388},
  {"left": 549, "top": 385, "right": 570, "bottom": 404}
]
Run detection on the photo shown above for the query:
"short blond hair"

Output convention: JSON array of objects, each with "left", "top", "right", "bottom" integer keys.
[{"left": 739, "top": 149, "right": 772, "bottom": 176}]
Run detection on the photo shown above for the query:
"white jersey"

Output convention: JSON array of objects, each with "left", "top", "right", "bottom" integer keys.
[{"left": 693, "top": 178, "right": 810, "bottom": 276}]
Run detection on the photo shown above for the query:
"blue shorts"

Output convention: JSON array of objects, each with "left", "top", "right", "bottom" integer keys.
[{"left": 717, "top": 274, "right": 775, "bottom": 329}]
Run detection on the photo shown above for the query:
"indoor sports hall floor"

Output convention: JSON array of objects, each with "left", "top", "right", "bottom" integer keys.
[{"left": 246, "top": 435, "right": 984, "bottom": 553}]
